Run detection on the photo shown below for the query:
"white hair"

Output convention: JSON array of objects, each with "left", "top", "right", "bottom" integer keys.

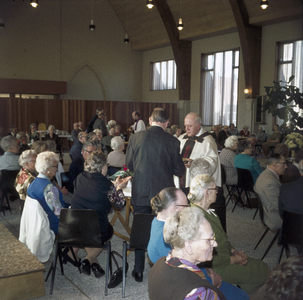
[
  {"left": 108, "top": 120, "right": 116, "bottom": 128},
  {"left": 189, "top": 157, "right": 217, "bottom": 179},
  {"left": 18, "top": 150, "right": 37, "bottom": 167},
  {"left": 48, "top": 125, "right": 55, "bottom": 131},
  {"left": 187, "top": 174, "right": 215, "bottom": 204},
  {"left": 111, "top": 136, "right": 124, "bottom": 151},
  {"left": 1, "top": 135, "right": 17, "bottom": 152},
  {"left": 35, "top": 151, "right": 59, "bottom": 175},
  {"left": 225, "top": 136, "right": 238, "bottom": 148}
]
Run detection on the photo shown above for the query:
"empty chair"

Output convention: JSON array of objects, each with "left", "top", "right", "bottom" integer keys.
[
  {"left": 45, "top": 209, "right": 112, "bottom": 295},
  {"left": 221, "top": 164, "right": 237, "bottom": 207},
  {"left": 122, "top": 213, "right": 155, "bottom": 298},
  {"left": 254, "top": 193, "right": 280, "bottom": 260},
  {"left": 277, "top": 210, "right": 303, "bottom": 264},
  {"left": 38, "top": 123, "right": 47, "bottom": 131}
]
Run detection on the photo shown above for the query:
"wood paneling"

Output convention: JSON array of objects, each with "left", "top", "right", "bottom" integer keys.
[{"left": 0, "top": 99, "right": 178, "bottom": 135}]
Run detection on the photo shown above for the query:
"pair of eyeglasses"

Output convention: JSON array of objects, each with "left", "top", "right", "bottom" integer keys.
[
  {"left": 208, "top": 186, "right": 219, "bottom": 191},
  {"left": 198, "top": 233, "right": 216, "bottom": 245},
  {"left": 176, "top": 204, "right": 190, "bottom": 208},
  {"left": 84, "top": 149, "right": 93, "bottom": 154},
  {"left": 276, "top": 162, "right": 287, "bottom": 165}
]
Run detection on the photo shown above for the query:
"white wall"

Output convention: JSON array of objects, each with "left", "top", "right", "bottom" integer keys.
[{"left": 0, "top": 0, "right": 143, "bottom": 101}]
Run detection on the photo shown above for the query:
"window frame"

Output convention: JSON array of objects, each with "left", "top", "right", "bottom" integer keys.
[
  {"left": 150, "top": 59, "right": 177, "bottom": 91},
  {"left": 200, "top": 48, "right": 240, "bottom": 127}
]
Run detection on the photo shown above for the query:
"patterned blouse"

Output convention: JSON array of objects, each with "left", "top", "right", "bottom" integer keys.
[
  {"left": 15, "top": 168, "right": 37, "bottom": 200},
  {"left": 165, "top": 253, "right": 221, "bottom": 300},
  {"left": 219, "top": 148, "right": 237, "bottom": 185}
]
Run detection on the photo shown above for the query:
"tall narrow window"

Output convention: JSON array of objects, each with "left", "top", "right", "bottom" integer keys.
[
  {"left": 276, "top": 40, "right": 303, "bottom": 126},
  {"left": 201, "top": 49, "right": 239, "bottom": 126},
  {"left": 150, "top": 60, "right": 177, "bottom": 91}
]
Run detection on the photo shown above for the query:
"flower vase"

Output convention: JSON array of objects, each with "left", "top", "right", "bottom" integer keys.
[{"left": 291, "top": 150, "right": 296, "bottom": 158}]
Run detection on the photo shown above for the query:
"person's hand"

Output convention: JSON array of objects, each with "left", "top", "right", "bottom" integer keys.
[
  {"left": 207, "top": 268, "right": 222, "bottom": 288},
  {"left": 61, "top": 186, "right": 69, "bottom": 196},
  {"left": 230, "top": 250, "right": 248, "bottom": 265},
  {"left": 115, "top": 176, "right": 132, "bottom": 190},
  {"left": 184, "top": 158, "right": 193, "bottom": 169}
]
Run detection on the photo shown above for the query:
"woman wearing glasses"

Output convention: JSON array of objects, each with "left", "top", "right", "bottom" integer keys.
[
  {"left": 27, "top": 151, "right": 69, "bottom": 234},
  {"left": 147, "top": 187, "right": 249, "bottom": 300},
  {"left": 188, "top": 174, "right": 269, "bottom": 295}
]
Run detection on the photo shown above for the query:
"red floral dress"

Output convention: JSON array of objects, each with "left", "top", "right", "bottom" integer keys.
[{"left": 15, "top": 168, "right": 37, "bottom": 200}]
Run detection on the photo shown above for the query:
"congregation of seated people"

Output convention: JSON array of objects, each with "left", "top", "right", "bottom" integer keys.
[{"left": 0, "top": 109, "right": 302, "bottom": 299}]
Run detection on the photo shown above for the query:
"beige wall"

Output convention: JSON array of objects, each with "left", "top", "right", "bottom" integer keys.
[
  {"left": 142, "top": 19, "right": 302, "bottom": 130},
  {"left": 0, "top": 0, "right": 143, "bottom": 102}
]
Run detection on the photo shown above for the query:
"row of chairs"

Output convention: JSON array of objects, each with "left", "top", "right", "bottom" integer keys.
[
  {"left": 222, "top": 164, "right": 303, "bottom": 263},
  {"left": 46, "top": 209, "right": 154, "bottom": 298}
]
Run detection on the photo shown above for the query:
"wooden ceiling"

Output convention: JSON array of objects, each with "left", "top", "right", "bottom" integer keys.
[{"left": 108, "top": 0, "right": 303, "bottom": 51}]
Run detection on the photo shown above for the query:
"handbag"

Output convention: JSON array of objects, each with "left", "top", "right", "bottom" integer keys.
[{"left": 108, "top": 251, "right": 129, "bottom": 289}]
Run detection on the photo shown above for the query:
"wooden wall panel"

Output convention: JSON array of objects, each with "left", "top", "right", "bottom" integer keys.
[{"left": 0, "top": 99, "right": 178, "bottom": 136}]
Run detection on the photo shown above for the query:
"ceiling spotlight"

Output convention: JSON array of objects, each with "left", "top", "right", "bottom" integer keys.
[
  {"left": 124, "top": 34, "right": 129, "bottom": 43},
  {"left": 177, "top": 18, "right": 183, "bottom": 31},
  {"left": 30, "top": 0, "right": 38, "bottom": 8},
  {"left": 89, "top": 20, "right": 95, "bottom": 31},
  {"left": 146, "top": 0, "right": 154, "bottom": 9},
  {"left": 260, "top": 0, "right": 268, "bottom": 9}
]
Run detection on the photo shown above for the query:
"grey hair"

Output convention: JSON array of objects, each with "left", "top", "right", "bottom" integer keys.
[
  {"left": 163, "top": 207, "right": 206, "bottom": 249},
  {"left": 187, "top": 174, "right": 215, "bottom": 204},
  {"left": 48, "top": 125, "right": 55, "bottom": 131},
  {"left": 268, "top": 154, "right": 283, "bottom": 166},
  {"left": 31, "top": 141, "right": 49, "bottom": 154},
  {"left": 238, "top": 140, "right": 251, "bottom": 152},
  {"left": 45, "top": 140, "right": 56, "bottom": 152},
  {"left": 30, "top": 123, "right": 37, "bottom": 130},
  {"left": 108, "top": 120, "right": 116, "bottom": 128},
  {"left": 274, "top": 143, "right": 289, "bottom": 158},
  {"left": 36, "top": 151, "right": 59, "bottom": 174},
  {"left": 87, "top": 132, "right": 97, "bottom": 142},
  {"left": 19, "top": 150, "right": 37, "bottom": 167},
  {"left": 150, "top": 187, "right": 181, "bottom": 214},
  {"left": 82, "top": 141, "right": 95, "bottom": 151},
  {"left": 170, "top": 125, "right": 180, "bottom": 134},
  {"left": 150, "top": 107, "right": 168, "bottom": 123},
  {"left": 84, "top": 150, "right": 107, "bottom": 173},
  {"left": 258, "top": 125, "right": 264, "bottom": 131},
  {"left": 96, "top": 108, "right": 103, "bottom": 114},
  {"left": 10, "top": 125, "right": 17, "bottom": 131},
  {"left": 78, "top": 131, "right": 87, "bottom": 139},
  {"left": 92, "top": 140, "right": 103, "bottom": 150},
  {"left": 73, "top": 122, "right": 79, "bottom": 126},
  {"left": 115, "top": 124, "right": 121, "bottom": 130},
  {"left": 111, "top": 136, "right": 124, "bottom": 150},
  {"left": 243, "top": 125, "right": 249, "bottom": 129},
  {"left": 225, "top": 135, "right": 238, "bottom": 148},
  {"left": 189, "top": 157, "right": 217, "bottom": 179},
  {"left": 298, "top": 160, "right": 303, "bottom": 174},
  {"left": 16, "top": 131, "right": 26, "bottom": 140},
  {"left": 0, "top": 135, "right": 17, "bottom": 152},
  {"left": 93, "top": 129, "right": 102, "bottom": 134}
]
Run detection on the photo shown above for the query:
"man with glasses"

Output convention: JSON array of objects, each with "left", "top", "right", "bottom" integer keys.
[
  {"left": 68, "top": 142, "right": 96, "bottom": 193},
  {"left": 69, "top": 131, "right": 87, "bottom": 161},
  {"left": 254, "top": 154, "right": 287, "bottom": 231}
]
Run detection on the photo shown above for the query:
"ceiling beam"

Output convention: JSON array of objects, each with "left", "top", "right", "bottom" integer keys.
[
  {"left": 154, "top": 0, "right": 191, "bottom": 101},
  {"left": 229, "top": 0, "right": 262, "bottom": 98}
]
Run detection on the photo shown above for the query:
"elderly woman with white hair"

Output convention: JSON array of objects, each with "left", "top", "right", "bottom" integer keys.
[
  {"left": 240, "top": 125, "right": 250, "bottom": 137},
  {"left": 70, "top": 151, "right": 130, "bottom": 277},
  {"left": 256, "top": 126, "right": 267, "bottom": 144},
  {"left": 188, "top": 174, "right": 269, "bottom": 295},
  {"left": 107, "top": 136, "right": 125, "bottom": 168},
  {"left": 0, "top": 135, "right": 21, "bottom": 171},
  {"left": 147, "top": 188, "right": 249, "bottom": 300},
  {"left": 149, "top": 207, "right": 227, "bottom": 300},
  {"left": 27, "top": 151, "right": 69, "bottom": 234},
  {"left": 219, "top": 136, "right": 238, "bottom": 186},
  {"left": 15, "top": 150, "right": 37, "bottom": 209}
]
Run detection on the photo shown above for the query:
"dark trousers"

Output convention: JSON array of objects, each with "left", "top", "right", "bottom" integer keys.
[{"left": 132, "top": 205, "right": 152, "bottom": 273}]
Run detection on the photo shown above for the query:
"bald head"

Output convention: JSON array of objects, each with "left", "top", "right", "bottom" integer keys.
[{"left": 184, "top": 113, "right": 202, "bottom": 137}]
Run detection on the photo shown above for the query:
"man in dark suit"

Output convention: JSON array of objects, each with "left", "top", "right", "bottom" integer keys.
[
  {"left": 126, "top": 107, "right": 185, "bottom": 282},
  {"left": 279, "top": 160, "right": 303, "bottom": 217},
  {"left": 69, "top": 131, "right": 87, "bottom": 161}
]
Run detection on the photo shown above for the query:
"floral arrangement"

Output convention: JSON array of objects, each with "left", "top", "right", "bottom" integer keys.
[
  {"left": 284, "top": 133, "right": 303, "bottom": 151},
  {"left": 108, "top": 165, "right": 134, "bottom": 181}
]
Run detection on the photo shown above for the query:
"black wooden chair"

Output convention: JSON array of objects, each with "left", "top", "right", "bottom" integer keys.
[
  {"left": 45, "top": 209, "right": 112, "bottom": 296},
  {"left": 253, "top": 193, "right": 280, "bottom": 260},
  {"left": 122, "top": 213, "right": 155, "bottom": 298},
  {"left": 277, "top": 210, "right": 303, "bottom": 264},
  {"left": 232, "top": 168, "right": 258, "bottom": 219},
  {"left": 0, "top": 169, "right": 20, "bottom": 215},
  {"left": 221, "top": 164, "right": 237, "bottom": 207}
]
